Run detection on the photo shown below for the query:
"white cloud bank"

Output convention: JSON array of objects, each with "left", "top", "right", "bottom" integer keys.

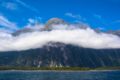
[{"left": 0, "top": 24, "right": 120, "bottom": 52}]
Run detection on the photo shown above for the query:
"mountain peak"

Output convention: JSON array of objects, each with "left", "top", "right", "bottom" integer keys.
[
  {"left": 46, "top": 18, "right": 66, "bottom": 24},
  {"left": 44, "top": 18, "right": 67, "bottom": 30}
]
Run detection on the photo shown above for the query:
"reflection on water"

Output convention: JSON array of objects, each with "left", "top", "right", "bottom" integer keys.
[{"left": 0, "top": 70, "right": 120, "bottom": 80}]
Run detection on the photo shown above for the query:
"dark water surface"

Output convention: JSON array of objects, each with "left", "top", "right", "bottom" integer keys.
[{"left": 0, "top": 70, "right": 120, "bottom": 80}]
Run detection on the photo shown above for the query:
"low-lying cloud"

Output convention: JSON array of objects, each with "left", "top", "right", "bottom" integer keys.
[{"left": 0, "top": 24, "right": 120, "bottom": 52}]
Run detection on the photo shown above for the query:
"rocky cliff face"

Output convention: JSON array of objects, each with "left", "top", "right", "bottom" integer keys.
[
  {"left": 0, "top": 42, "right": 120, "bottom": 68},
  {"left": 44, "top": 18, "right": 68, "bottom": 30}
]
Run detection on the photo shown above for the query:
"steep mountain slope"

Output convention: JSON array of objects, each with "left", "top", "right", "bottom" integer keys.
[{"left": 0, "top": 42, "right": 120, "bottom": 68}]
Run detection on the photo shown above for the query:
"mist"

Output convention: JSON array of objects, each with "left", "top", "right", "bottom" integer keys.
[{"left": 0, "top": 24, "right": 120, "bottom": 52}]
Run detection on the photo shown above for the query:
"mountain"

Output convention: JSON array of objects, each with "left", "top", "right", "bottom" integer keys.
[
  {"left": 11, "top": 18, "right": 91, "bottom": 36},
  {"left": 44, "top": 18, "right": 68, "bottom": 30},
  {"left": 12, "top": 18, "right": 120, "bottom": 36},
  {"left": 12, "top": 18, "right": 68, "bottom": 36},
  {"left": 12, "top": 28, "right": 35, "bottom": 36},
  {"left": 106, "top": 30, "right": 120, "bottom": 36},
  {"left": 1, "top": 18, "right": 120, "bottom": 68},
  {"left": 0, "top": 42, "right": 120, "bottom": 68}
]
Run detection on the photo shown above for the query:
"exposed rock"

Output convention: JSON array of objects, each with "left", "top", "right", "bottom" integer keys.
[
  {"left": 0, "top": 42, "right": 120, "bottom": 68},
  {"left": 44, "top": 18, "right": 68, "bottom": 30}
]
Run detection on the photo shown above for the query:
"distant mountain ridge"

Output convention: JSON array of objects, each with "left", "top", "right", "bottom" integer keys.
[
  {"left": 12, "top": 18, "right": 68, "bottom": 36},
  {"left": 12, "top": 18, "right": 120, "bottom": 36}
]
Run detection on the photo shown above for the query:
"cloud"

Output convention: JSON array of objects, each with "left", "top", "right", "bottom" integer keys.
[
  {"left": 28, "top": 18, "right": 35, "bottom": 24},
  {"left": 94, "top": 14, "right": 102, "bottom": 19},
  {"left": 0, "top": 27, "right": 13, "bottom": 33},
  {"left": 97, "top": 27, "right": 105, "bottom": 31},
  {"left": 25, "top": 17, "right": 43, "bottom": 29},
  {"left": 1, "top": 2, "right": 18, "bottom": 10},
  {"left": 28, "top": 17, "right": 42, "bottom": 24},
  {"left": 0, "top": 24, "right": 120, "bottom": 52},
  {"left": 15, "top": 0, "right": 39, "bottom": 13},
  {"left": 0, "top": 15, "right": 18, "bottom": 30},
  {"left": 65, "top": 13, "right": 82, "bottom": 20}
]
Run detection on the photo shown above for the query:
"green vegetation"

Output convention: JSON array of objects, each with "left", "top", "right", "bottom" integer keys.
[
  {"left": 94, "top": 66, "right": 120, "bottom": 70},
  {"left": 0, "top": 66, "right": 120, "bottom": 71},
  {"left": 0, "top": 66, "right": 91, "bottom": 71}
]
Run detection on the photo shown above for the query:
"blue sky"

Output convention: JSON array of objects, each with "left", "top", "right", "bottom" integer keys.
[{"left": 0, "top": 0, "right": 120, "bottom": 31}]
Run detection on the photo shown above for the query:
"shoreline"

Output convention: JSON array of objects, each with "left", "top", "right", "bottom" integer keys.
[
  {"left": 0, "top": 66, "right": 120, "bottom": 71},
  {"left": 0, "top": 69, "right": 120, "bottom": 72}
]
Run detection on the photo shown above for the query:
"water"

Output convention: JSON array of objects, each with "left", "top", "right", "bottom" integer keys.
[{"left": 0, "top": 70, "right": 120, "bottom": 80}]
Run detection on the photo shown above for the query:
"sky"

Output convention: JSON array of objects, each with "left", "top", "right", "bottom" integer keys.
[
  {"left": 1, "top": 0, "right": 120, "bottom": 51},
  {"left": 0, "top": 0, "right": 120, "bottom": 31}
]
